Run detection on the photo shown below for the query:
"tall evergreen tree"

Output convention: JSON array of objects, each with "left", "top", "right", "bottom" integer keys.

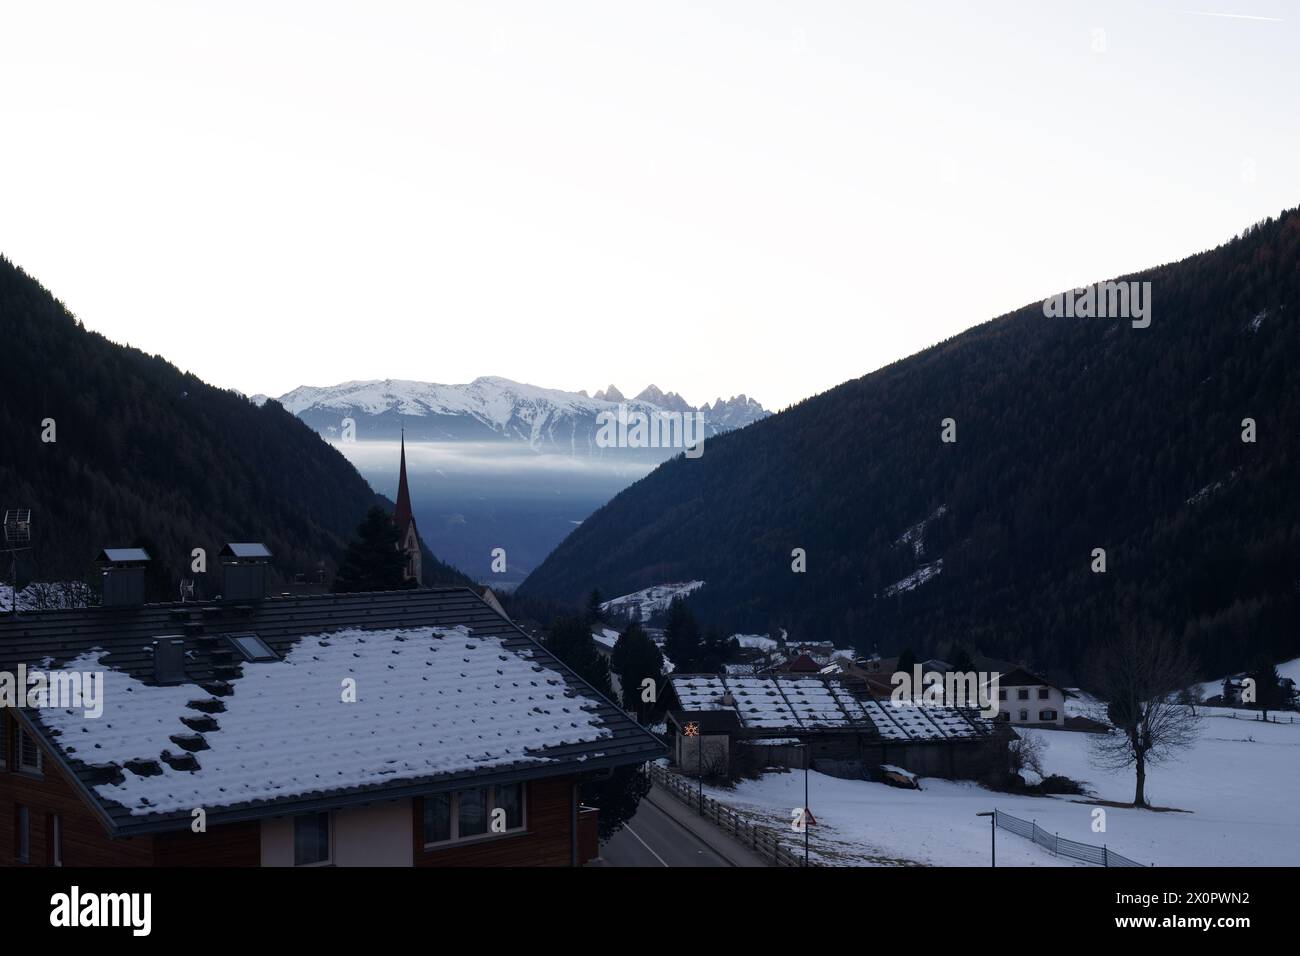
[
  {"left": 540, "top": 615, "right": 645, "bottom": 838},
  {"left": 543, "top": 616, "right": 614, "bottom": 700},
  {"left": 332, "top": 506, "right": 412, "bottom": 593},
  {"left": 697, "top": 625, "right": 732, "bottom": 675},
  {"left": 586, "top": 588, "right": 605, "bottom": 624},
  {"left": 663, "top": 597, "right": 701, "bottom": 672},
  {"left": 1248, "top": 657, "right": 1285, "bottom": 721},
  {"left": 612, "top": 621, "right": 664, "bottom": 720},
  {"left": 949, "top": 645, "right": 976, "bottom": 674},
  {"left": 897, "top": 647, "right": 918, "bottom": 677}
]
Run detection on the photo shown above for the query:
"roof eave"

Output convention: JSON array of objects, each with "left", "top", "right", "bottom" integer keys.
[{"left": 104, "top": 742, "right": 666, "bottom": 837}]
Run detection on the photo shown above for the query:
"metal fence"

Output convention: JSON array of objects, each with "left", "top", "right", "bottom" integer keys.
[
  {"left": 994, "top": 809, "right": 1146, "bottom": 867},
  {"left": 649, "top": 764, "right": 812, "bottom": 866}
]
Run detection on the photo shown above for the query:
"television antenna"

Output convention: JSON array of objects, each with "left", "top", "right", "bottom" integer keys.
[{"left": 2, "top": 509, "right": 33, "bottom": 616}]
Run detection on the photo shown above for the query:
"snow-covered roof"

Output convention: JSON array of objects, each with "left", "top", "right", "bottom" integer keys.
[
  {"left": 97, "top": 548, "right": 151, "bottom": 563},
  {"left": 6, "top": 587, "right": 664, "bottom": 835},
  {"left": 668, "top": 673, "right": 997, "bottom": 741},
  {"left": 218, "top": 542, "right": 273, "bottom": 559}
]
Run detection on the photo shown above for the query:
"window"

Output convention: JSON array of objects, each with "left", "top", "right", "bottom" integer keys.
[
  {"left": 1017, "top": 688, "right": 1029, "bottom": 701},
  {"left": 423, "top": 785, "right": 527, "bottom": 847},
  {"left": 15, "top": 806, "right": 29, "bottom": 863},
  {"left": 457, "top": 788, "right": 488, "bottom": 838},
  {"left": 423, "top": 793, "right": 452, "bottom": 844},
  {"left": 496, "top": 783, "right": 524, "bottom": 830},
  {"left": 1038, "top": 688, "right": 1050, "bottom": 700},
  {"left": 1018, "top": 709, "right": 1028, "bottom": 721},
  {"left": 228, "top": 633, "right": 278, "bottom": 662},
  {"left": 293, "top": 812, "right": 331, "bottom": 866},
  {"left": 49, "top": 814, "right": 62, "bottom": 867},
  {"left": 997, "top": 689, "right": 1006, "bottom": 701},
  {"left": 19, "top": 730, "right": 42, "bottom": 774},
  {"left": 1039, "top": 710, "right": 1057, "bottom": 722}
]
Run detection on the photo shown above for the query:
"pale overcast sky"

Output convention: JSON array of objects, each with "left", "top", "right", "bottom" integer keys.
[{"left": 1, "top": 1, "right": 1296, "bottom": 410}]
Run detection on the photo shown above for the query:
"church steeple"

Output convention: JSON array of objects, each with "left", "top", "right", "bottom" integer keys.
[
  {"left": 393, "top": 427, "right": 421, "bottom": 584},
  {"left": 394, "top": 427, "right": 414, "bottom": 534}
]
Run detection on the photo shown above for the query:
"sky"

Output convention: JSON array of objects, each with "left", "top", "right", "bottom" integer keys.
[{"left": 1, "top": 0, "right": 1297, "bottom": 411}]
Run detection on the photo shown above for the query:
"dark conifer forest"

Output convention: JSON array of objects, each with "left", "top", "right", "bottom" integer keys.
[
  {"left": 0, "top": 256, "right": 470, "bottom": 596},
  {"left": 520, "top": 208, "right": 1300, "bottom": 682}
]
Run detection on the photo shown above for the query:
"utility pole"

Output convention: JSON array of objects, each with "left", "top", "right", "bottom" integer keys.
[
  {"left": 803, "top": 743, "right": 810, "bottom": 866},
  {"left": 977, "top": 810, "right": 995, "bottom": 866}
]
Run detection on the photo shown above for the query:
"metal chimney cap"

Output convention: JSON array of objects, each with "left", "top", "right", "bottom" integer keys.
[
  {"left": 97, "top": 548, "right": 151, "bottom": 564},
  {"left": 219, "top": 543, "right": 272, "bottom": 560}
]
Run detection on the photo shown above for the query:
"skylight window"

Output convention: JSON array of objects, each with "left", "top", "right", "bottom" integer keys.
[{"left": 227, "top": 633, "right": 278, "bottom": 662}]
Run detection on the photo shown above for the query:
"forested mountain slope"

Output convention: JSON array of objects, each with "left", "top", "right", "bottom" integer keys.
[
  {"left": 520, "top": 209, "right": 1300, "bottom": 680},
  {"left": 0, "top": 256, "right": 470, "bottom": 594}
]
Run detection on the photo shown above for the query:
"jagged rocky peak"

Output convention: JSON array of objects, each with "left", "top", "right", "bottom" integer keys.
[
  {"left": 592, "top": 384, "right": 625, "bottom": 403},
  {"left": 634, "top": 384, "right": 694, "bottom": 413}
]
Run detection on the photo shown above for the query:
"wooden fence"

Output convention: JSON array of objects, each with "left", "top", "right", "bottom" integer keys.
[{"left": 649, "top": 764, "right": 813, "bottom": 867}]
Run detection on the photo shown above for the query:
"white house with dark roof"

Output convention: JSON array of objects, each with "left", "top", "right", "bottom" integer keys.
[{"left": 993, "top": 667, "right": 1070, "bottom": 726}]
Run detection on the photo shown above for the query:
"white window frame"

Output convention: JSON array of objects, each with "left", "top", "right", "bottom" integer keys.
[
  {"left": 1039, "top": 709, "right": 1058, "bottom": 722},
  {"left": 51, "top": 813, "right": 63, "bottom": 867},
  {"left": 292, "top": 811, "right": 333, "bottom": 867},
  {"left": 1018, "top": 709, "right": 1028, "bottom": 721},
  {"left": 16, "top": 805, "right": 30, "bottom": 864},
  {"left": 423, "top": 783, "right": 527, "bottom": 849}
]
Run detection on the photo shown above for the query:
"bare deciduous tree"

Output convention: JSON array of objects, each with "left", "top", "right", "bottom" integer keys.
[
  {"left": 1089, "top": 622, "right": 1199, "bottom": 808},
  {"left": 1009, "top": 732, "right": 1047, "bottom": 780},
  {"left": 7, "top": 580, "right": 92, "bottom": 611},
  {"left": 1176, "top": 683, "right": 1203, "bottom": 717}
]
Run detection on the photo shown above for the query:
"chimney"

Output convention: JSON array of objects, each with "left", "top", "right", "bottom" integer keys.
[
  {"left": 152, "top": 636, "right": 186, "bottom": 685},
  {"left": 97, "top": 548, "right": 151, "bottom": 607},
  {"left": 218, "top": 543, "right": 273, "bottom": 601}
]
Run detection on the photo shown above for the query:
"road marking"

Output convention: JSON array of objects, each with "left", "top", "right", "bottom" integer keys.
[
  {"left": 623, "top": 823, "right": 669, "bottom": 867},
  {"left": 643, "top": 792, "right": 738, "bottom": 866}
]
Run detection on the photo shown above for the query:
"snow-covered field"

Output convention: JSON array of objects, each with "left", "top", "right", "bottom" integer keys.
[
  {"left": 600, "top": 581, "right": 704, "bottom": 622},
  {"left": 703, "top": 707, "right": 1300, "bottom": 867}
]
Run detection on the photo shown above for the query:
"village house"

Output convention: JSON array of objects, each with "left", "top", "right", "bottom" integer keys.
[
  {"left": 660, "top": 673, "right": 1013, "bottom": 784},
  {"left": 0, "top": 546, "right": 662, "bottom": 867},
  {"left": 836, "top": 655, "right": 1072, "bottom": 728},
  {"left": 993, "top": 667, "right": 1070, "bottom": 727}
]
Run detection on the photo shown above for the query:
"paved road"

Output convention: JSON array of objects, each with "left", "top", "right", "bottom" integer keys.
[{"left": 597, "top": 794, "right": 733, "bottom": 867}]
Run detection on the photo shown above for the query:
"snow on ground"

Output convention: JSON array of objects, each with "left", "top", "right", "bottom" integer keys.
[
  {"left": 732, "top": 633, "right": 780, "bottom": 651},
  {"left": 703, "top": 709, "right": 1300, "bottom": 867},
  {"left": 894, "top": 504, "right": 947, "bottom": 559},
  {"left": 881, "top": 560, "right": 943, "bottom": 597},
  {"left": 600, "top": 581, "right": 704, "bottom": 622},
  {"left": 1196, "top": 655, "right": 1300, "bottom": 700}
]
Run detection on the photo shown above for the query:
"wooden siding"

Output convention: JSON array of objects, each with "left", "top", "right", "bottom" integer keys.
[
  {"left": 153, "top": 823, "right": 261, "bottom": 866},
  {"left": 0, "top": 711, "right": 151, "bottom": 866},
  {"left": 413, "top": 777, "right": 582, "bottom": 867},
  {"left": 2, "top": 713, "right": 594, "bottom": 867}
]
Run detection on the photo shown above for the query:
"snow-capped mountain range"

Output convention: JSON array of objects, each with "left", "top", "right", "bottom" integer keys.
[{"left": 257, "top": 377, "right": 768, "bottom": 456}]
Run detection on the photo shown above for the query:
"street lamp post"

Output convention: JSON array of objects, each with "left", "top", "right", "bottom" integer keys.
[
  {"left": 977, "top": 810, "right": 995, "bottom": 867},
  {"left": 803, "top": 743, "right": 810, "bottom": 866},
  {"left": 683, "top": 721, "right": 702, "bottom": 810}
]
